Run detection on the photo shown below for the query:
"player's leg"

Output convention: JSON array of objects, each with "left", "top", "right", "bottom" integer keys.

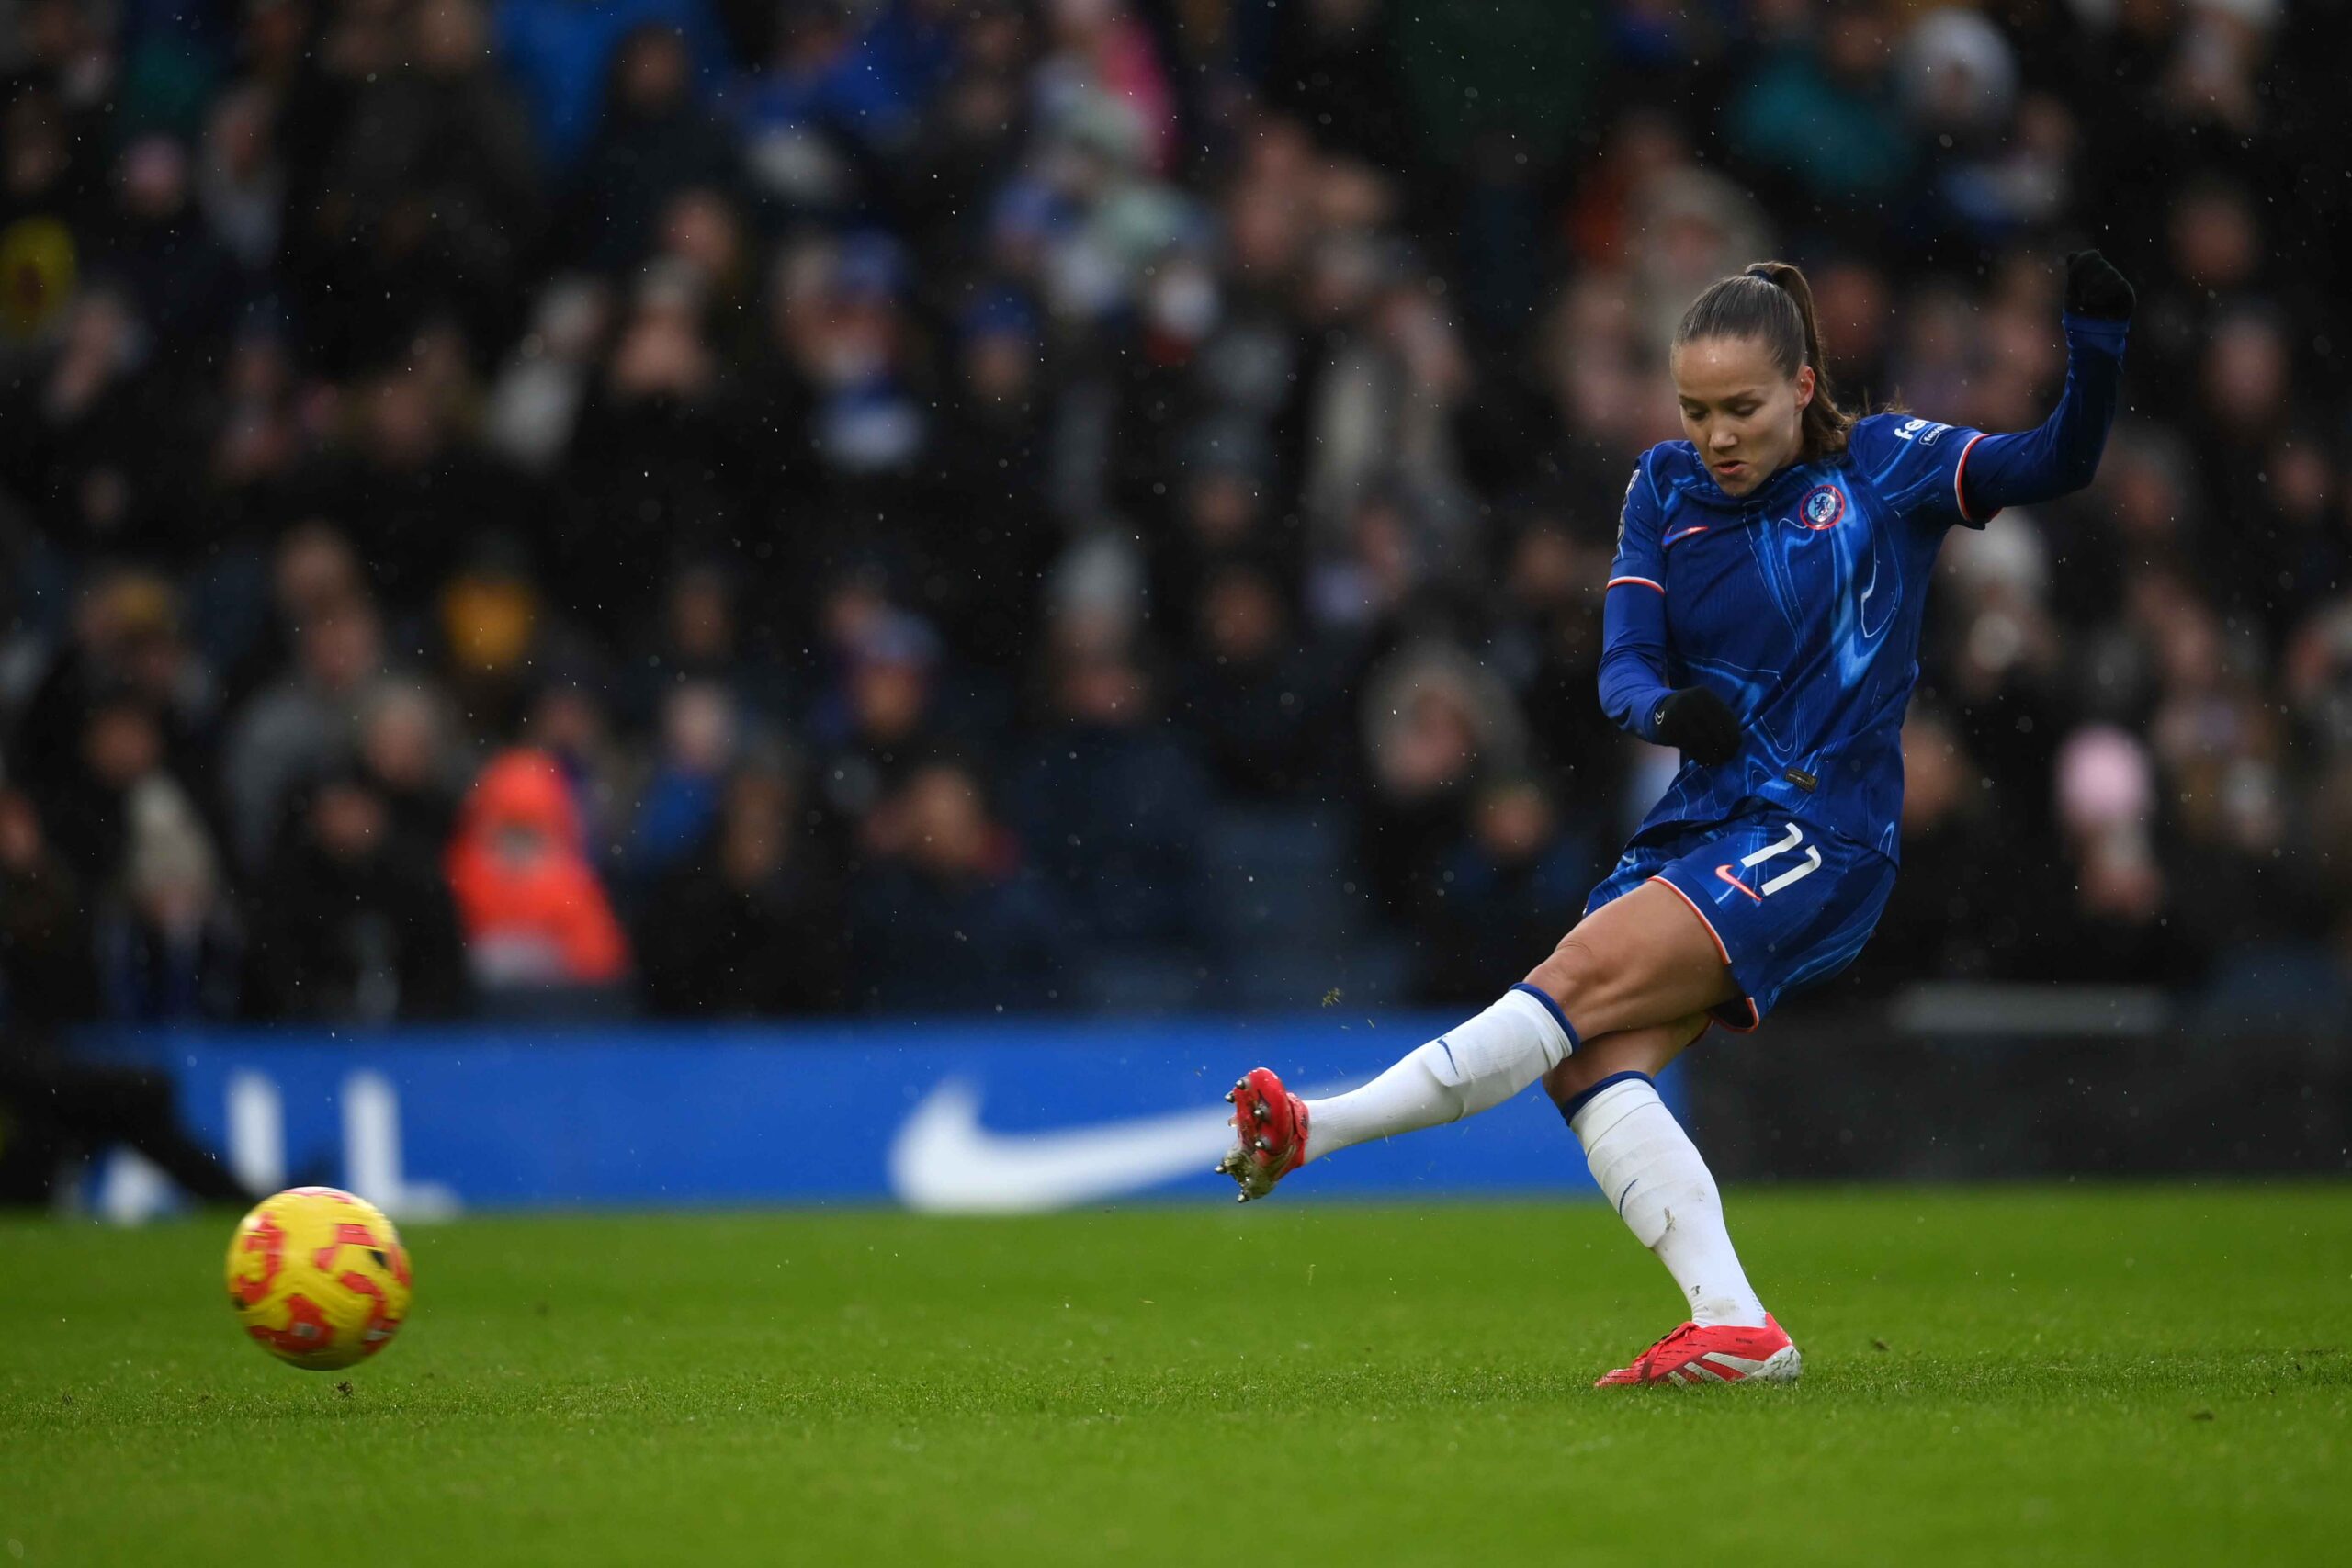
[
  {"left": 1546, "top": 1018, "right": 1771, "bottom": 1332},
  {"left": 1519, "top": 879, "right": 1749, "bottom": 1036},
  {"left": 1544, "top": 1017, "right": 1799, "bottom": 1384},
  {"left": 1218, "top": 883, "right": 1732, "bottom": 1199},
  {"left": 1303, "top": 882, "right": 1734, "bottom": 1156},
  {"left": 1556, "top": 821, "right": 1894, "bottom": 1384}
]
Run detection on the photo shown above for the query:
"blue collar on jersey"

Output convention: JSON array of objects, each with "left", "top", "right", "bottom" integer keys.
[{"left": 1652, "top": 443, "right": 1829, "bottom": 520}]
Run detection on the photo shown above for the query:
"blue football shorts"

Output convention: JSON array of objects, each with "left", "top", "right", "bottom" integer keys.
[{"left": 1583, "top": 807, "right": 1897, "bottom": 1031}]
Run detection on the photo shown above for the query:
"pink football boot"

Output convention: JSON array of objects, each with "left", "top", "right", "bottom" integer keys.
[
  {"left": 1215, "top": 1067, "right": 1309, "bottom": 1202},
  {"left": 1594, "top": 1315, "right": 1802, "bottom": 1387}
]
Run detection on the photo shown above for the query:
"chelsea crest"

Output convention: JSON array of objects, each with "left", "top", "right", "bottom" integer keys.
[{"left": 1798, "top": 484, "right": 1846, "bottom": 530}]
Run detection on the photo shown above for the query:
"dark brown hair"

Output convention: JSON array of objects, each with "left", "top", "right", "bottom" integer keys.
[{"left": 1674, "top": 261, "right": 1855, "bottom": 461}]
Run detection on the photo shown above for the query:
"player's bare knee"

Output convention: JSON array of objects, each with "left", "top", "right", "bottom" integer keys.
[
  {"left": 1544, "top": 1012, "right": 1707, "bottom": 1109},
  {"left": 1523, "top": 936, "right": 1606, "bottom": 1021},
  {"left": 1543, "top": 1054, "right": 1600, "bottom": 1107}
]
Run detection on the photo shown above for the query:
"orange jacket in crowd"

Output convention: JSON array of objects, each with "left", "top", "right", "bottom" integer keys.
[{"left": 443, "top": 749, "right": 629, "bottom": 987}]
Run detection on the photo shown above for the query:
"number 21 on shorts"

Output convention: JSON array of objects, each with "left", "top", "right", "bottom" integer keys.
[{"left": 1714, "top": 822, "right": 1821, "bottom": 904}]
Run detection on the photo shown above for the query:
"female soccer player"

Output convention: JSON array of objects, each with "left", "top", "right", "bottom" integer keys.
[{"left": 1217, "top": 252, "right": 2135, "bottom": 1386}]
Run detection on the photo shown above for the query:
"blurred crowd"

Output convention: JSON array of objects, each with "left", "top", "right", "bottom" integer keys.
[{"left": 2, "top": 0, "right": 2347, "bottom": 1031}]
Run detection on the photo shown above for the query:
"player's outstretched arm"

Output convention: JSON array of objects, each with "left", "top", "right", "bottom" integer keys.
[
  {"left": 1598, "top": 461, "right": 1744, "bottom": 765},
  {"left": 1955, "top": 250, "right": 2133, "bottom": 515}
]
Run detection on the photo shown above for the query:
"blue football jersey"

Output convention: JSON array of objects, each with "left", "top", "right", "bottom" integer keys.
[{"left": 1596, "top": 412, "right": 2002, "bottom": 863}]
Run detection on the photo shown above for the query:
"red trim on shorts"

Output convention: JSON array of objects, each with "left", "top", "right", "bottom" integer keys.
[
  {"left": 1646, "top": 875, "right": 1762, "bottom": 1033},
  {"left": 1711, "top": 997, "right": 1763, "bottom": 1032},
  {"left": 1648, "top": 875, "right": 1729, "bottom": 964},
  {"left": 1606, "top": 575, "right": 1665, "bottom": 594}
]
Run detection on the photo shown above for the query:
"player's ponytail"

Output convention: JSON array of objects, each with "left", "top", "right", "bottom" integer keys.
[{"left": 1675, "top": 261, "right": 1855, "bottom": 461}]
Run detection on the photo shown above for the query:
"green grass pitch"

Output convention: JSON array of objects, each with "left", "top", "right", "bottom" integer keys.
[{"left": 3, "top": 1183, "right": 2348, "bottom": 1565}]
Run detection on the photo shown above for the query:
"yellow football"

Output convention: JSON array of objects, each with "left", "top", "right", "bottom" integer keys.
[{"left": 225, "top": 1187, "right": 414, "bottom": 1371}]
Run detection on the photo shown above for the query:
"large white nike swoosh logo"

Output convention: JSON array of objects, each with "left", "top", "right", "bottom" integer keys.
[{"left": 886, "top": 1076, "right": 1356, "bottom": 1214}]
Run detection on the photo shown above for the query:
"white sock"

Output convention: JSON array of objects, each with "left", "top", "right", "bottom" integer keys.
[
  {"left": 1304, "top": 986, "right": 1576, "bottom": 1163},
  {"left": 1567, "top": 1075, "right": 1768, "bottom": 1328}
]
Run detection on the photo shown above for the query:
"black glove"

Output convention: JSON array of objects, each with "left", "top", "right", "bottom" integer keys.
[
  {"left": 2064, "top": 249, "right": 2134, "bottom": 322},
  {"left": 1650, "top": 687, "right": 1741, "bottom": 765}
]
